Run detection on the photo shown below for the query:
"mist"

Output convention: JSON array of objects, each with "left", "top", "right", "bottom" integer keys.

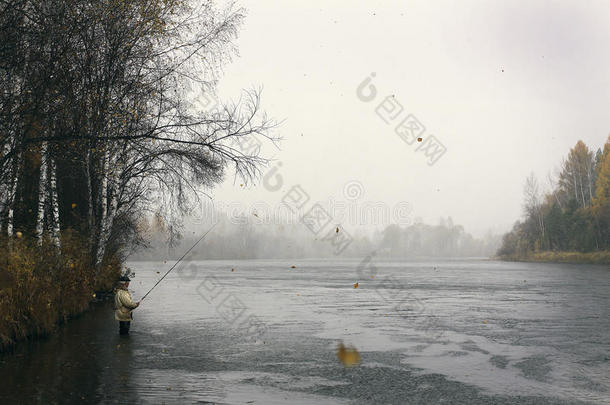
[{"left": 191, "top": 0, "right": 608, "bottom": 241}]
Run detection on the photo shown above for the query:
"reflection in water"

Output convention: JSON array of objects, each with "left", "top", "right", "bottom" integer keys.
[{"left": 0, "top": 301, "right": 139, "bottom": 404}]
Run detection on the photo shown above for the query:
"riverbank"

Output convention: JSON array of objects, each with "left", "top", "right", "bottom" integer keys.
[
  {"left": 0, "top": 235, "right": 120, "bottom": 351},
  {"left": 498, "top": 250, "right": 610, "bottom": 265}
]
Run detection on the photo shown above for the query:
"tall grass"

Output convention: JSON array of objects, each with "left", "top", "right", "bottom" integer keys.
[
  {"left": 498, "top": 250, "right": 610, "bottom": 265},
  {"left": 0, "top": 230, "right": 120, "bottom": 350}
]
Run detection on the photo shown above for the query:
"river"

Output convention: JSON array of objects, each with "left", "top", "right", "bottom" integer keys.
[{"left": 1, "top": 258, "right": 608, "bottom": 404}]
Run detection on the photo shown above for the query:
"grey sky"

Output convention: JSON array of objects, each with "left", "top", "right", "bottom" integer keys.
[{"left": 206, "top": 0, "right": 610, "bottom": 237}]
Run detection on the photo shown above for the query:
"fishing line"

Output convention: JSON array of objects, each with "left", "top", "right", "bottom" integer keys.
[{"left": 140, "top": 222, "right": 218, "bottom": 301}]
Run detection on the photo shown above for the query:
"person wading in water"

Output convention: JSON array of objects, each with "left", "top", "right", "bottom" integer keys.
[{"left": 114, "top": 275, "right": 140, "bottom": 335}]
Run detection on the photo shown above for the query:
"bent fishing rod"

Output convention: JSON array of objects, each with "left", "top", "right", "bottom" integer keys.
[{"left": 140, "top": 222, "right": 218, "bottom": 302}]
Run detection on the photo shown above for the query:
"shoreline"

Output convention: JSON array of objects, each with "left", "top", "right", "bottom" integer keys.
[
  {"left": 0, "top": 289, "right": 115, "bottom": 353},
  {"left": 498, "top": 251, "right": 610, "bottom": 266}
]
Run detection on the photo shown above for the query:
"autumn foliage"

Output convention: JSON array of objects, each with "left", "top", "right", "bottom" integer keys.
[
  {"left": 498, "top": 137, "right": 610, "bottom": 263},
  {"left": 0, "top": 231, "right": 120, "bottom": 350}
]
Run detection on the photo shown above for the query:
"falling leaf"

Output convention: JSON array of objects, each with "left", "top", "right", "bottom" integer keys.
[
  {"left": 253, "top": 212, "right": 258, "bottom": 217},
  {"left": 336, "top": 227, "right": 339, "bottom": 233},
  {"left": 92, "top": 293, "right": 96, "bottom": 298},
  {"left": 353, "top": 282, "right": 359, "bottom": 288},
  {"left": 240, "top": 184, "right": 243, "bottom": 187},
  {"left": 482, "top": 320, "right": 487, "bottom": 324},
  {"left": 116, "top": 344, "right": 121, "bottom": 349},
  {"left": 231, "top": 268, "right": 234, "bottom": 272},
  {"left": 370, "top": 275, "right": 374, "bottom": 279},
  {"left": 16, "top": 231, "right": 22, "bottom": 238},
  {"left": 290, "top": 265, "right": 296, "bottom": 269},
  {"left": 71, "top": 203, "right": 77, "bottom": 209},
  {"left": 337, "top": 343, "right": 361, "bottom": 367},
  {"left": 417, "top": 137, "right": 423, "bottom": 142},
  {"left": 156, "top": 271, "right": 160, "bottom": 274}
]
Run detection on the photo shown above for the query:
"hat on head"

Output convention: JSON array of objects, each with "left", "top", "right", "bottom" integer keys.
[{"left": 119, "top": 267, "right": 135, "bottom": 282}]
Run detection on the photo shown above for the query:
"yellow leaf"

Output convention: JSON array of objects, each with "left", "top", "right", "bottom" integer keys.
[
  {"left": 337, "top": 343, "right": 360, "bottom": 367},
  {"left": 353, "top": 282, "right": 359, "bottom": 288}
]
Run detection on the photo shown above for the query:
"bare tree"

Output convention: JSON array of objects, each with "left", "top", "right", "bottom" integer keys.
[
  {"left": 0, "top": 0, "right": 278, "bottom": 270},
  {"left": 523, "top": 172, "right": 545, "bottom": 245}
]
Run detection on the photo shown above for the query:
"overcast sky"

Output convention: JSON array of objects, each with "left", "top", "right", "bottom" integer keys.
[{"left": 202, "top": 0, "right": 610, "bottom": 237}]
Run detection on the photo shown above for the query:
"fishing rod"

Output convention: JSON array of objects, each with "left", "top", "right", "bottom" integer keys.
[{"left": 140, "top": 222, "right": 218, "bottom": 302}]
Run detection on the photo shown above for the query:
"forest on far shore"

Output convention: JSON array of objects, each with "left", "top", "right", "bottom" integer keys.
[
  {"left": 497, "top": 137, "right": 610, "bottom": 264},
  {"left": 131, "top": 214, "right": 502, "bottom": 260}
]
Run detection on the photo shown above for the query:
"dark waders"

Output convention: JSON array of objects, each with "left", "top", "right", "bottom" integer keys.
[{"left": 119, "top": 321, "right": 131, "bottom": 335}]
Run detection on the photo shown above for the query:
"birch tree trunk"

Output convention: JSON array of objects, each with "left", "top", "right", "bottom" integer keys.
[
  {"left": 587, "top": 165, "right": 594, "bottom": 205},
  {"left": 578, "top": 167, "right": 586, "bottom": 208},
  {"left": 93, "top": 150, "right": 109, "bottom": 265},
  {"left": 86, "top": 148, "right": 96, "bottom": 258},
  {"left": 0, "top": 142, "right": 11, "bottom": 233},
  {"left": 6, "top": 151, "right": 21, "bottom": 239},
  {"left": 96, "top": 149, "right": 120, "bottom": 267},
  {"left": 100, "top": 150, "right": 109, "bottom": 231},
  {"left": 36, "top": 142, "right": 49, "bottom": 244},
  {"left": 49, "top": 156, "right": 61, "bottom": 248},
  {"left": 96, "top": 183, "right": 119, "bottom": 266}
]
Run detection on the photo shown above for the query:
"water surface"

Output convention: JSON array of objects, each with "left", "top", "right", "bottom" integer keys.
[{"left": 1, "top": 259, "right": 608, "bottom": 404}]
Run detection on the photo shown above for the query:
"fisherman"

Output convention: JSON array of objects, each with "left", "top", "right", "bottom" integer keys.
[{"left": 114, "top": 275, "right": 140, "bottom": 335}]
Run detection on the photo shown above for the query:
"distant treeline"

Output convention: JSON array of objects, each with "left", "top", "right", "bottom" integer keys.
[
  {"left": 498, "top": 137, "right": 610, "bottom": 263},
  {"left": 130, "top": 215, "right": 501, "bottom": 260},
  {"left": 377, "top": 219, "right": 500, "bottom": 258}
]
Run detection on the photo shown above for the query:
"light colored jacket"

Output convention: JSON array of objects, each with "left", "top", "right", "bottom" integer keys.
[{"left": 114, "top": 286, "right": 138, "bottom": 321}]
